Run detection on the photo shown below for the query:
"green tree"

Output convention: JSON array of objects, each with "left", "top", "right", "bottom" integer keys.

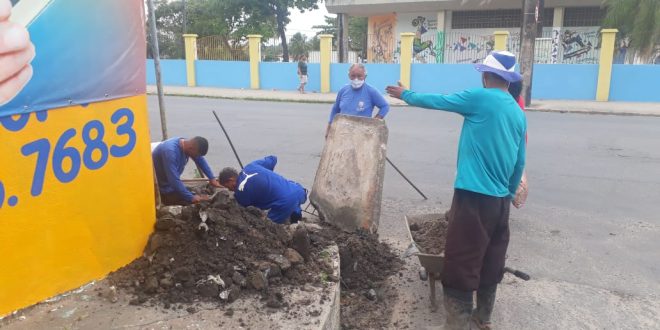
[
  {"left": 147, "top": 0, "right": 185, "bottom": 59},
  {"left": 603, "top": 0, "right": 660, "bottom": 57},
  {"left": 307, "top": 35, "right": 320, "bottom": 51},
  {"left": 248, "top": 0, "right": 321, "bottom": 62},
  {"left": 312, "top": 15, "right": 368, "bottom": 55},
  {"left": 348, "top": 17, "right": 368, "bottom": 56},
  {"left": 289, "top": 32, "right": 309, "bottom": 60},
  {"left": 312, "top": 15, "right": 337, "bottom": 37},
  {"left": 147, "top": 0, "right": 277, "bottom": 59}
]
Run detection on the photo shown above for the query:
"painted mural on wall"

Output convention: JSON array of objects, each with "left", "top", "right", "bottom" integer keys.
[
  {"left": 368, "top": 14, "right": 396, "bottom": 63},
  {"left": 559, "top": 28, "right": 599, "bottom": 63},
  {"left": 445, "top": 32, "right": 496, "bottom": 64},
  {"left": 394, "top": 13, "right": 443, "bottom": 63},
  {"left": 411, "top": 16, "right": 437, "bottom": 63}
]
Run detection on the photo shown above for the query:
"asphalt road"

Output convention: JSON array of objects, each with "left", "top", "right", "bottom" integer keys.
[{"left": 147, "top": 95, "right": 660, "bottom": 329}]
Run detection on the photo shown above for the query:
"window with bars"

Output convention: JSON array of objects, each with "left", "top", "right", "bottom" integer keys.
[
  {"left": 542, "top": 8, "right": 554, "bottom": 27},
  {"left": 563, "top": 7, "right": 606, "bottom": 27},
  {"left": 452, "top": 8, "right": 555, "bottom": 29},
  {"left": 452, "top": 10, "right": 521, "bottom": 29}
]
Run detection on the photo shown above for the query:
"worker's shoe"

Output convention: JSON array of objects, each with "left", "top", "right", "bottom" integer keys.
[
  {"left": 472, "top": 284, "right": 497, "bottom": 330},
  {"left": 443, "top": 287, "right": 473, "bottom": 330}
]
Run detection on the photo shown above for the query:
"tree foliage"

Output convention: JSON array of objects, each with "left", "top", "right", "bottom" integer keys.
[
  {"left": 247, "top": 0, "right": 321, "bottom": 62},
  {"left": 312, "top": 15, "right": 369, "bottom": 54},
  {"left": 603, "top": 0, "right": 660, "bottom": 56},
  {"left": 148, "top": 0, "right": 315, "bottom": 59},
  {"left": 288, "top": 32, "right": 309, "bottom": 60}
]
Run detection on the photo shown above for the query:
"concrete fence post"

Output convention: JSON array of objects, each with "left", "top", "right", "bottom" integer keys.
[
  {"left": 183, "top": 34, "right": 198, "bottom": 87},
  {"left": 596, "top": 29, "right": 618, "bottom": 102},
  {"left": 493, "top": 31, "right": 510, "bottom": 51},
  {"left": 399, "top": 32, "right": 415, "bottom": 88},
  {"left": 320, "top": 34, "right": 333, "bottom": 93},
  {"left": 247, "top": 34, "right": 262, "bottom": 90}
]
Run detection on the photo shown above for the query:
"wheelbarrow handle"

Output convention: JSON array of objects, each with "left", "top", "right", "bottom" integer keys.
[{"left": 504, "top": 267, "right": 531, "bottom": 281}]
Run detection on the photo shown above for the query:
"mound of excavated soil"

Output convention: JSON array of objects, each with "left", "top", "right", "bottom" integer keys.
[
  {"left": 107, "top": 185, "right": 403, "bottom": 322},
  {"left": 409, "top": 213, "right": 450, "bottom": 255}
]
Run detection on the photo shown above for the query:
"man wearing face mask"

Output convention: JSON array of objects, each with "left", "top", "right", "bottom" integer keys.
[{"left": 326, "top": 63, "right": 390, "bottom": 138}]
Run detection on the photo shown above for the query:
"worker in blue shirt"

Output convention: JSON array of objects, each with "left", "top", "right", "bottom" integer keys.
[
  {"left": 326, "top": 63, "right": 390, "bottom": 138},
  {"left": 387, "top": 51, "right": 526, "bottom": 330},
  {"left": 218, "top": 156, "right": 307, "bottom": 224},
  {"left": 152, "top": 136, "right": 220, "bottom": 205}
]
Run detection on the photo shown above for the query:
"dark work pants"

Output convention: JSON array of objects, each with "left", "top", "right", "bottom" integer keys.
[{"left": 441, "top": 189, "right": 510, "bottom": 292}]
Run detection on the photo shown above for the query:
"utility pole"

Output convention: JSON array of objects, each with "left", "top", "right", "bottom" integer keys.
[
  {"left": 147, "top": 0, "right": 168, "bottom": 140},
  {"left": 338, "top": 13, "right": 349, "bottom": 63},
  {"left": 182, "top": 0, "right": 187, "bottom": 34},
  {"left": 519, "top": 0, "right": 541, "bottom": 107}
]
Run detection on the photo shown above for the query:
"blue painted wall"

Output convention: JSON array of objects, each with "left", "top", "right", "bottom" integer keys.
[
  {"left": 146, "top": 59, "right": 187, "bottom": 86},
  {"left": 260, "top": 62, "right": 296, "bottom": 91},
  {"left": 411, "top": 64, "right": 481, "bottom": 94},
  {"left": 260, "top": 62, "right": 321, "bottom": 92},
  {"left": 196, "top": 60, "right": 250, "bottom": 89},
  {"left": 531, "top": 64, "right": 598, "bottom": 100},
  {"left": 610, "top": 65, "right": 660, "bottom": 102},
  {"left": 147, "top": 59, "right": 660, "bottom": 103},
  {"left": 330, "top": 63, "right": 351, "bottom": 92}
]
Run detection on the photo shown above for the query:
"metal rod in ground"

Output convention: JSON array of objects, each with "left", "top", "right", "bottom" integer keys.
[
  {"left": 212, "top": 110, "right": 244, "bottom": 170},
  {"left": 147, "top": 0, "right": 168, "bottom": 140},
  {"left": 386, "top": 156, "right": 427, "bottom": 200}
]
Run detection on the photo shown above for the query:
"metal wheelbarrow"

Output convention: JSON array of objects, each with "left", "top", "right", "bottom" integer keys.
[
  {"left": 404, "top": 212, "right": 531, "bottom": 312},
  {"left": 404, "top": 213, "right": 446, "bottom": 312}
]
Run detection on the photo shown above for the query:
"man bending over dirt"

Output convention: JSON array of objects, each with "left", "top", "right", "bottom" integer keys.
[
  {"left": 218, "top": 155, "right": 308, "bottom": 224},
  {"left": 153, "top": 136, "right": 220, "bottom": 205}
]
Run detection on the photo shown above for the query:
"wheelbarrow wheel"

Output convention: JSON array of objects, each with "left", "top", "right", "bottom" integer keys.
[{"left": 419, "top": 267, "right": 428, "bottom": 281}]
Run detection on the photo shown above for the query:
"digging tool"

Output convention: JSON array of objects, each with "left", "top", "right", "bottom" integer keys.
[
  {"left": 386, "top": 157, "right": 428, "bottom": 200},
  {"left": 504, "top": 267, "right": 531, "bottom": 281},
  {"left": 212, "top": 110, "right": 244, "bottom": 170}
]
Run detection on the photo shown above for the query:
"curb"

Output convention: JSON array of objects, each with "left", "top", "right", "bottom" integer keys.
[
  {"left": 147, "top": 91, "right": 660, "bottom": 117},
  {"left": 526, "top": 107, "right": 660, "bottom": 117}
]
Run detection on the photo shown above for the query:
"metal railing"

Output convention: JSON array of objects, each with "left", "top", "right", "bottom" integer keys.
[{"left": 197, "top": 35, "right": 249, "bottom": 61}]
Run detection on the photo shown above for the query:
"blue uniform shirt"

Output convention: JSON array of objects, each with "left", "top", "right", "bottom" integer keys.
[
  {"left": 234, "top": 156, "right": 307, "bottom": 224},
  {"left": 402, "top": 88, "right": 526, "bottom": 198},
  {"left": 152, "top": 137, "right": 215, "bottom": 202},
  {"left": 329, "top": 83, "right": 390, "bottom": 123}
]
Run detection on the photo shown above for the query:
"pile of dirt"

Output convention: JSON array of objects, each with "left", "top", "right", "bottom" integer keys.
[
  {"left": 312, "top": 228, "right": 403, "bottom": 329},
  {"left": 409, "top": 213, "right": 450, "bottom": 255},
  {"left": 107, "top": 185, "right": 403, "bottom": 324},
  {"left": 108, "top": 187, "right": 333, "bottom": 309}
]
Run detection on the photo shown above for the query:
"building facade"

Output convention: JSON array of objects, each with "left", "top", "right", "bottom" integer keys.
[{"left": 326, "top": 0, "right": 606, "bottom": 64}]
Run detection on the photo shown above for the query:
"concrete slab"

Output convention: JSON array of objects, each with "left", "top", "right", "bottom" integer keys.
[
  {"left": 310, "top": 115, "right": 388, "bottom": 233},
  {"left": 0, "top": 245, "right": 340, "bottom": 330}
]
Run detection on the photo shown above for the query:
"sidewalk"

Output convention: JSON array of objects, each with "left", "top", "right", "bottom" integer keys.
[{"left": 147, "top": 85, "right": 660, "bottom": 116}]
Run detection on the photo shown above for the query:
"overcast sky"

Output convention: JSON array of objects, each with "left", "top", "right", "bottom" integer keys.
[{"left": 287, "top": 4, "right": 334, "bottom": 37}]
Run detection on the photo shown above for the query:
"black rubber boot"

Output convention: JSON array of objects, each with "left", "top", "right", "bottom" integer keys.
[
  {"left": 443, "top": 286, "right": 473, "bottom": 330},
  {"left": 473, "top": 284, "right": 497, "bottom": 329}
]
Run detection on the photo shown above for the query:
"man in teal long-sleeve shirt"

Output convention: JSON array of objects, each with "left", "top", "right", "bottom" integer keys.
[{"left": 387, "top": 51, "right": 526, "bottom": 330}]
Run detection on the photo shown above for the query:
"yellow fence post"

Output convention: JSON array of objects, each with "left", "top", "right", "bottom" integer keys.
[
  {"left": 400, "top": 32, "right": 415, "bottom": 88},
  {"left": 183, "top": 34, "right": 198, "bottom": 87},
  {"left": 596, "top": 29, "right": 618, "bottom": 102},
  {"left": 247, "top": 34, "right": 262, "bottom": 90},
  {"left": 493, "top": 31, "right": 510, "bottom": 51},
  {"left": 320, "top": 34, "right": 333, "bottom": 93}
]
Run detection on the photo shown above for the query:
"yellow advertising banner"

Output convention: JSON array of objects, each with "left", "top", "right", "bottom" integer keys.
[{"left": 0, "top": 95, "right": 155, "bottom": 315}]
